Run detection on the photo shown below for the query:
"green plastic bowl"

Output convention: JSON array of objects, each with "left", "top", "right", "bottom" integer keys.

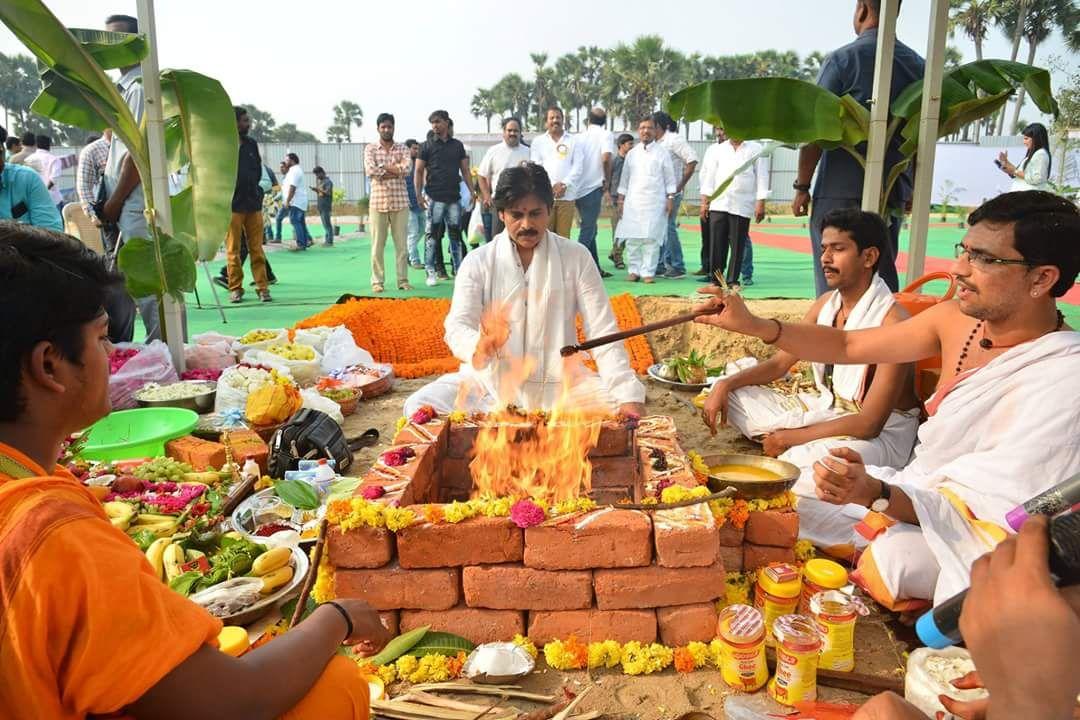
[{"left": 80, "top": 407, "right": 198, "bottom": 462}]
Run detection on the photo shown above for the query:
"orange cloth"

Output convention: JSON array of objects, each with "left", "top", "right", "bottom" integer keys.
[{"left": 0, "top": 442, "right": 369, "bottom": 720}]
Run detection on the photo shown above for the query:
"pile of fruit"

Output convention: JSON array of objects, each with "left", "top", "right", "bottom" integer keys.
[
  {"left": 239, "top": 329, "right": 281, "bottom": 345},
  {"left": 266, "top": 343, "right": 316, "bottom": 362}
]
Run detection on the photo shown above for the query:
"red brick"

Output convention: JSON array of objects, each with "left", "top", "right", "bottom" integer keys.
[
  {"left": 743, "top": 544, "right": 796, "bottom": 571},
  {"left": 639, "top": 447, "right": 698, "bottom": 490},
  {"left": 379, "top": 610, "right": 399, "bottom": 636},
  {"left": 717, "top": 522, "right": 746, "bottom": 547},
  {"left": 527, "top": 609, "right": 657, "bottom": 644},
  {"left": 398, "top": 513, "right": 523, "bottom": 568},
  {"left": 392, "top": 417, "right": 448, "bottom": 450},
  {"left": 590, "top": 422, "right": 633, "bottom": 457},
  {"left": 447, "top": 424, "right": 480, "bottom": 458},
  {"left": 590, "top": 455, "right": 640, "bottom": 488},
  {"left": 401, "top": 607, "right": 524, "bottom": 645},
  {"left": 719, "top": 545, "right": 744, "bottom": 573},
  {"left": 440, "top": 457, "right": 472, "bottom": 490},
  {"left": 524, "top": 509, "right": 652, "bottom": 570},
  {"left": 653, "top": 505, "right": 719, "bottom": 568},
  {"left": 326, "top": 526, "right": 394, "bottom": 569},
  {"left": 745, "top": 510, "right": 800, "bottom": 548},
  {"left": 334, "top": 563, "right": 460, "bottom": 610},
  {"left": 593, "top": 560, "right": 727, "bottom": 610},
  {"left": 588, "top": 487, "right": 636, "bottom": 505},
  {"left": 463, "top": 565, "right": 592, "bottom": 610},
  {"left": 657, "top": 603, "right": 720, "bottom": 646},
  {"left": 365, "top": 444, "right": 438, "bottom": 506}
]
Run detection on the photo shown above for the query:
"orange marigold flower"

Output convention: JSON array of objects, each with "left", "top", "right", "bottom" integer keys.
[
  {"left": 673, "top": 647, "right": 697, "bottom": 674},
  {"left": 422, "top": 504, "right": 445, "bottom": 524}
]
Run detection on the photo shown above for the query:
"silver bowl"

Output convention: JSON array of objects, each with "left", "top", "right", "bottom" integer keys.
[
  {"left": 135, "top": 381, "right": 218, "bottom": 414},
  {"left": 701, "top": 453, "right": 800, "bottom": 499}
]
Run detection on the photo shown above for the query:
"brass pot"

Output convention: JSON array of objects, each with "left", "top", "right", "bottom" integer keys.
[{"left": 700, "top": 453, "right": 799, "bottom": 500}]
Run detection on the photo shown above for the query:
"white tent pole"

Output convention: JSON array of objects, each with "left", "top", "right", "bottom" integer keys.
[
  {"left": 137, "top": 0, "right": 185, "bottom": 371},
  {"left": 862, "top": 0, "right": 898, "bottom": 214},
  {"left": 906, "top": 0, "right": 949, "bottom": 285}
]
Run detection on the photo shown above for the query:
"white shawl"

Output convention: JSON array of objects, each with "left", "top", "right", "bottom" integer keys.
[
  {"left": 812, "top": 275, "right": 896, "bottom": 404},
  {"left": 868, "top": 330, "right": 1080, "bottom": 601}
]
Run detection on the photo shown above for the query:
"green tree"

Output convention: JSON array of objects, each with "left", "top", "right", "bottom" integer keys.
[
  {"left": 331, "top": 100, "right": 363, "bottom": 142},
  {"left": 553, "top": 51, "right": 587, "bottom": 129},
  {"left": 326, "top": 123, "right": 348, "bottom": 143},
  {"left": 490, "top": 72, "right": 531, "bottom": 128},
  {"left": 469, "top": 88, "right": 497, "bottom": 133},
  {"left": 0, "top": 51, "right": 85, "bottom": 144},
  {"left": 274, "top": 123, "right": 319, "bottom": 144},
  {"left": 608, "top": 36, "right": 685, "bottom": 128},
  {"left": 530, "top": 53, "right": 557, "bottom": 129},
  {"left": 241, "top": 102, "right": 277, "bottom": 143}
]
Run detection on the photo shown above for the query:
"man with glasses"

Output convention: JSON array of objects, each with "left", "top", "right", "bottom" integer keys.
[{"left": 693, "top": 190, "right": 1079, "bottom": 613}]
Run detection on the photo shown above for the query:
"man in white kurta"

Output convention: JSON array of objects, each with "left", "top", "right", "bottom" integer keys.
[
  {"left": 693, "top": 190, "right": 1080, "bottom": 612},
  {"left": 404, "top": 163, "right": 645, "bottom": 417},
  {"left": 616, "top": 117, "right": 675, "bottom": 283}
]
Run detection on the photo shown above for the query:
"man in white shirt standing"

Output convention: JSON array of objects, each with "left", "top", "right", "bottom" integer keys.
[
  {"left": 699, "top": 126, "right": 769, "bottom": 288},
  {"left": 530, "top": 106, "right": 583, "bottom": 241},
  {"left": 616, "top": 117, "right": 676, "bottom": 284},
  {"left": 574, "top": 107, "right": 614, "bottom": 277},
  {"left": 25, "top": 135, "right": 73, "bottom": 211},
  {"left": 478, "top": 117, "right": 531, "bottom": 239},
  {"left": 281, "top": 152, "right": 312, "bottom": 250},
  {"left": 651, "top": 112, "right": 698, "bottom": 279}
]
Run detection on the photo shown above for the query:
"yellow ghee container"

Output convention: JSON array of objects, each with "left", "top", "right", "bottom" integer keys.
[
  {"left": 716, "top": 604, "right": 769, "bottom": 692},
  {"left": 768, "top": 613, "right": 823, "bottom": 706},
  {"left": 810, "top": 589, "right": 862, "bottom": 672},
  {"left": 754, "top": 562, "right": 802, "bottom": 645},
  {"left": 799, "top": 558, "right": 849, "bottom": 615}
]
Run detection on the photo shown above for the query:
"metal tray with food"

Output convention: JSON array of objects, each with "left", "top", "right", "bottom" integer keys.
[
  {"left": 231, "top": 486, "right": 326, "bottom": 545},
  {"left": 191, "top": 545, "right": 309, "bottom": 627}
]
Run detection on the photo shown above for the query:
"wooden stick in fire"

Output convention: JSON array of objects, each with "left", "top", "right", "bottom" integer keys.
[{"left": 560, "top": 306, "right": 723, "bottom": 358}]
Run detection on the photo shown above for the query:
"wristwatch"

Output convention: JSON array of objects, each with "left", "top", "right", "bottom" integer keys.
[
  {"left": 792, "top": 181, "right": 811, "bottom": 192},
  {"left": 870, "top": 481, "right": 892, "bottom": 513}
]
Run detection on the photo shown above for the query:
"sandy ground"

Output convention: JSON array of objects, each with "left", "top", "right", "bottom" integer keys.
[{"left": 338, "top": 298, "right": 910, "bottom": 719}]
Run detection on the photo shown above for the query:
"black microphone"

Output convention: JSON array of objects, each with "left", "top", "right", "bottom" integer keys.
[{"left": 916, "top": 510, "right": 1080, "bottom": 649}]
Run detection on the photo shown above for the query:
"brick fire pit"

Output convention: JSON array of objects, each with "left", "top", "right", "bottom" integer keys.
[{"left": 328, "top": 414, "right": 800, "bottom": 646}]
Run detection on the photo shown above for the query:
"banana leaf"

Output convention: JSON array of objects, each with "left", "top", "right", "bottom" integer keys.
[
  {"left": 160, "top": 69, "right": 237, "bottom": 262},
  {"left": 407, "top": 631, "right": 476, "bottom": 657},
  {"left": 0, "top": 0, "right": 146, "bottom": 169},
  {"left": 67, "top": 27, "right": 148, "bottom": 70},
  {"left": 668, "top": 78, "right": 849, "bottom": 146},
  {"left": 169, "top": 186, "right": 198, "bottom": 258},
  {"left": 117, "top": 234, "right": 197, "bottom": 301}
]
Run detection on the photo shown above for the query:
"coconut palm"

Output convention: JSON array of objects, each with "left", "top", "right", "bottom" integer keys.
[
  {"left": 331, "top": 100, "right": 363, "bottom": 142},
  {"left": 608, "top": 35, "right": 686, "bottom": 128},
  {"left": 470, "top": 88, "right": 497, "bottom": 133},
  {"left": 949, "top": 0, "right": 1001, "bottom": 139},
  {"left": 554, "top": 51, "right": 587, "bottom": 129}
]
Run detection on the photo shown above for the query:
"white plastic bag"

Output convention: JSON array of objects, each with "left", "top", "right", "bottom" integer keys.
[
  {"left": 245, "top": 348, "right": 323, "bottom": 387},
  {"left": 214, "top": 364, "right": 277, "bottom": 413},
  {"left": 320, "top": 326, "right": 374, "bottom": 372},
  {"left": 293, "top": 326, "right": 337, "bottom": 355},
  {"left": 233, "top": 328, "right": 288, "bottom": 359},
  {"left": 466, "top": 205, "right": 485, "bottom": 245},
  {"left": 299, "top": 388, "right": 344, "bottom": 425},
  {"left": 185, "top": 332, "right": 237, "bottom": 371},
  {"left": 109, "top": 341, "right": 178, "bottom": 410},
  {"left": 905, "top": 647, "right": 987, "bottom": 718}
]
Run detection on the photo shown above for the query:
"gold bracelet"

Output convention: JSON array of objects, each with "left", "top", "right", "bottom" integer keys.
[{"left": 763, "top": 318, "right": 783, "bottom": 345}]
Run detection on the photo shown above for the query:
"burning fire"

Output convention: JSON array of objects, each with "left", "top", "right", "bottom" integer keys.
[{"left": 464, "top": 355, "right": 609, "bottom": 504}]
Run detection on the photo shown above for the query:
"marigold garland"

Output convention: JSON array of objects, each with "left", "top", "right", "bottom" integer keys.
[
  {"left": 297, "top": 294, "right": 654, "bottom": 380},
  {"left": 544, "top": 636, "right": 589, "bottom": 670},
  {"left": 312, "top": 543, "right": 336, "bottom": 603},
  {"left": 574, "top": 293, "right": 655, "bottom": 375},
  {"left": 512, "top": 634, "right": 538, "bottom": 659}
]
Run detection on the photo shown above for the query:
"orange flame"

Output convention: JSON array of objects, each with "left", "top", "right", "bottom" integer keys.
[{"left": 467, "top": 355, "right": 609, "bottom": 503}]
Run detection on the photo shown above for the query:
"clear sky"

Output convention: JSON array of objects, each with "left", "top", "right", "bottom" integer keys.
[{"left": 1, "top": 0, "right": 1075, "bottom": 142}]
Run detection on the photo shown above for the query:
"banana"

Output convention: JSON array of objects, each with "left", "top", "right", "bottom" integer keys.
[
  {"left": 163, "top": 543, "right": 186, "bottom": 581},
  {"left": 251, "top": 547, "right": 291, "bottom": 576},
  {"left": 134, "top": 512, "right": 177, "bottom": 525},
  {"left": 259, "top": 565, "right": 294, "bottom": 594},
  {"left": 131, "top": 520, "right": 179, "bottom": 538},
  {"left": 145, "top": 538, "right": 171, "bottom": 579},
  {"left": 181, "top": 472, "right": 220, "bottom": 485},
  {"left": 103, "top": 501, "right": 135, "bottom": 531}
]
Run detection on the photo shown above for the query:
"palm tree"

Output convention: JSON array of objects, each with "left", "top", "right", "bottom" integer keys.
[
  {"left": 554, "top": 51, "right": 586, "bottom": 129},
  {"left": 331, "top": 100, "right": 363, "bottom": 142},
  {"left": 530, "top": 53, "right": 557, "bottom": 130},
  {"left": 994, "top": 0, "right": 1031, "bottom": 133},
  {"left": 998, "top": 0, "right": 1078, "bottom": 132},
  {"left": 491, "top": 73, "right": 531, "bottom": 129},
  {"left": 609, "top": 36, "right": 686, "bottom": 129},
  {"left": 470, "top": 88, "right": 497, "bottom": 133},
  {"left": 949, "top": 0, "right": 999, "bottom": 140}
]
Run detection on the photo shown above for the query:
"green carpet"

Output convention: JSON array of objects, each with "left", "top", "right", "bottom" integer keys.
[{"left": 166, "top": 218, "right": 1077, "bottom": 340}]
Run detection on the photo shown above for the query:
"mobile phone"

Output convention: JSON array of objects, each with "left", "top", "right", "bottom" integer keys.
[{"left": 993, "top": 159, "right": 1003, "bottom": 168}]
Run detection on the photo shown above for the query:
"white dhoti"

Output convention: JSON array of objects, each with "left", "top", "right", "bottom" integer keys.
[
  {"left": 403, "top": 230, "right": 644, "bottom": 417},
  {"left": 853, "top": 331, "right": 1080, "bottom": 610},
  {"left": 615, "top": 141, "right": 675, "bottom": 280},
  {"left": 623, "top": 237, "right": 661, "bottom": 279}
]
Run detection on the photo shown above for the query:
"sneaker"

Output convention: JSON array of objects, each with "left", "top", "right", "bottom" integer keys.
[
  {"left": 410, "top": 262, "right": 424, "bottom": 270},
  {"left": 425, "top": 273, "right": 438, "bottom": 287},
  {"left": 663, "top": 269, "right": 687, "bottom": 279},
  {"left": 691, "top": 269, "right": 708, "bottom": 276},
  {"left": 229, "top": 289, "right": 243, "bottom": 303},
  {"left": 213, "top": 275, "right": 228, "bottom": 290},
  {"left": 741, "top": 277, "right": 754, "bottom": 287},
  {"left": 599, "top": 269, "right": 613, "bottom": 278},
  {"left": 269, "top": 277, "right": 278, "bottom": 285},
  {"left": 258, "top": 290, "right": 272, "bottom": 302},
  {"left": 437, "top": 273, "right": 450, "bottom": 281}
]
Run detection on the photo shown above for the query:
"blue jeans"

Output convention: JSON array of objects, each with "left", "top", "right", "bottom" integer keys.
[
  {"left": 741, "top": 232, "right": 754, "bottom": 280},
  {"left": 657, "top": 191, "right": 686, "bottom": 274},
  {"left": 275, "top": 206, "right": 288, "bottom": 241},
  {"left": 481, "top": 210, "right": 493, "bottom": 243},
  {"left": 318, "top": 204, "right": 333, "bottom": 244},
  {"left": 288, "top": 206, "right": 312, "bottom": 247},
  {"left": 425, "top": 200, "right": 465, "bottom": 275},
  {"left": 810, "top": 196, "right": 899, "bottom": 295},
  {"left": 407, "top": 208, "right": 425, "bottom": 265},
  {"left": 574, "top": 186, "right": 603, "bottom": 267}
]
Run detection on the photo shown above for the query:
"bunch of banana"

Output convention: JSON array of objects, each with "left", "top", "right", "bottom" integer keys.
[
  {"left": 103, "top": 501, "right": 135, "bottom": 530},
  {"left": 250, "top": 546, "right": 293, "bottom": 594},
  {"left": 181, "top": 470, "right": 232, "bottom": 485},
  {"left": 127, "top": 512, "right": 180, "bottom": 539}
]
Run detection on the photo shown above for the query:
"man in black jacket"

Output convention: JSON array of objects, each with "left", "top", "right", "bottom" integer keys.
[{"left": 224, "top": 107, "right": 272, "bottom": 303}]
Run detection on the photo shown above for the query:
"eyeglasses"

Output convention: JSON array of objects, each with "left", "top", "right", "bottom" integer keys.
[{"left": 953, "top": 243, "right": 1036, "bottom": 268}]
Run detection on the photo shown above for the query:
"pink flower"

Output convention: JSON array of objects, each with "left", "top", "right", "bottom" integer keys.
[
  {"left": 409, "top": 405, "right": 436, "bottom": 425},
  {"left": 654, "top": 478, "right": 675, "bottom": 497},
  {"left": 510, "top": 499, "right": 546, "bottom": 529},
  {"left": 361, "top": 485, "right": 386, "bottom": 500}
]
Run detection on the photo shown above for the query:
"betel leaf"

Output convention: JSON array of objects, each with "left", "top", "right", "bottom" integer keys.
[
  {"left": 407, "top": 631, "right": 476, "bottom": 657},
  {"left": 274, "top": 479, "right": 320, "bottom": 510},
  {"left": 281, "top": 595, "right": 317, "bottom": 623},
  {"left": 116, "top": 234, "right": 197, "bottom": 301},
  {"left": 168, "top": 570, "right": 202, "bottom": 596}
]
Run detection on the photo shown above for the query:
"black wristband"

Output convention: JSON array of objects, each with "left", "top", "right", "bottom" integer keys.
[
  {"left": 325, "top": 601, "right": 353, "bottom": 642},
  {"left": 792, "top": 181, "right": 811, "bottom": 192}
]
